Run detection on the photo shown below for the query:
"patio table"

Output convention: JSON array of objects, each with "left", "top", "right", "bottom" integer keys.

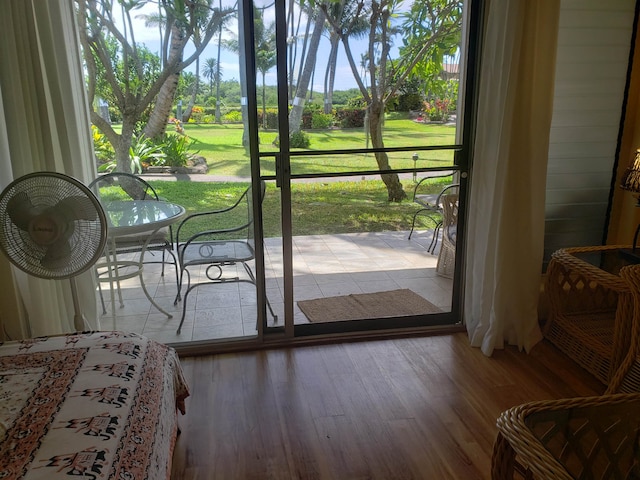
[{"left": 98, "top": 199, "right": 185, "bottom": 319}]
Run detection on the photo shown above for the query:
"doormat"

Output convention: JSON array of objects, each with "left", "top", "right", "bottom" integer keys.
[{"left": 297, "top": 289, "right": 441, "bottom": 323}]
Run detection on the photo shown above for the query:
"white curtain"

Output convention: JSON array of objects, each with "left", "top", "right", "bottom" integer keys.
[
  {"left": 464, "top": 0, "right": 560, "bottom": 356},
  {"left": 0, "top": 0, "right": 99, "bottom": 339}
]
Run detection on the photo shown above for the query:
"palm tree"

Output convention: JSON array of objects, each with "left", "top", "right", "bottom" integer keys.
[
  {"left": 288, "top": 8, "right": 326, "bottom": 134},
  {"left": 254, "top": 8, "right": 277, "bottom": 129},
  {"left": 322, "top": 0, "right": 369, "bottom": 114},
  {"left": 321, "top": 0, "right": 462, "bottom": 201},
  {"left": 203, "top": 57, "right": 220, "bottom": 98},
  {"left": 143, "top": 0, "right": 234, "bottom": 140}
]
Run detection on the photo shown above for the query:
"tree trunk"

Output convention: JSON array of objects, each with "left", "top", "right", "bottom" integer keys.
[
  {"left": 323, "top": 35, "right": 339, "bottom": 114},
  {"left": 262, "top": 71, "right": 267, "bottom": 129},
  {"left": 143, "top": 24, "right": 184, "bottom": 139},
  {"left": 183, "top": 56, "right": 199, "bottom": 123},
  {"left": 289, "top": 10, "right": 325, "bottom": 133},
  {"left": 238, "top": 2, "right": 250, "bottom": 150},
  {"left": 115, "top": 120, "right": 136, "bottom": 173},
  {"left": 215, "top": 0, "right": 223, "bottom": 124},
  {"left": 368, "top": 102, "right": 406, "bottom": 202}
]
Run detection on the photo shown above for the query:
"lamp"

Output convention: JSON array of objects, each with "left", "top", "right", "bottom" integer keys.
[{"left": 620, "top": 148, "right": 640, "bottom": 258}]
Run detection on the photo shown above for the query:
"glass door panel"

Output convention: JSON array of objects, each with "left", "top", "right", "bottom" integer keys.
[{"left": 254, "top": 0, "right": 472, "bottom": 336}]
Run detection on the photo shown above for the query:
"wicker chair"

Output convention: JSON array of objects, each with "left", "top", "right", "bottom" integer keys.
[
  {"left": 543, "top": 245, "right": 634, "bottom": 385},
  {"left": 435, "top": 193, "right": 458, "bottom": 278},
  {"left": 491, "top": 393, "right": 640, "bottom": 479},
  {"left": 607, "top": 263, "right": 640, "bottom": 394}
]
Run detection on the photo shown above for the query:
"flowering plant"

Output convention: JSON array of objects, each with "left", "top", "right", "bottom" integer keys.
[{"left": 423, "top": 99, "right": 450, "bottom": 122}]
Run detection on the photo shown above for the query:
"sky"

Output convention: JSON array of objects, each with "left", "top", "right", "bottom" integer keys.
[{"left": 124, "top": 1, "right": 399, "bottom": 93}]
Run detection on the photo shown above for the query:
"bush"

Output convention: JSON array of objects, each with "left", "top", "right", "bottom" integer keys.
[
  {"left": 159, "top": 133, "right": 198, "bottom": 168},
  {"left": 190, "top": 105, "right": 205, "bottom": 123},
  {"left": 97, "top": 134, "right": 166, "bottom": 174},
  {"left": 92, "top": 125, "right": 114, "bottom": 164},
  {"left": 311, "top": 113, "right": 334, "bottom": 129},
  {"left": 335, "top": 108, "right": 366, "bottom": 128},
  {"left": 397, "top": 93, "right": 423, "bottom": 112},
  {"left": 222, "top": 110, "right": 242, "bottom": 123},
  {"left": 290, "top": 131, "right": 310, "bottom": 148},
  {"left": 258, "top": 108, "right": 279, "bottom": 129}
]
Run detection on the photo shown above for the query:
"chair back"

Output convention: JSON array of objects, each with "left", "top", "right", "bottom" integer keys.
[{"left": 89, "top": 172, "right": 159, "bottom": 202}]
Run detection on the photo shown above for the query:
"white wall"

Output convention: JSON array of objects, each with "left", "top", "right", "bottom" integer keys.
[{"left": 545, "top": 0, "right": 636, "bottom": 259}]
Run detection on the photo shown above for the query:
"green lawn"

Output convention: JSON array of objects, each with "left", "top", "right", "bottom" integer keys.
[
  {"left": 108, "top": 117, "right": 456, "bottom": 236},
  {"left": 181, "top": 119, "right": 456, "bottom": 177},
  {"left": 149, "top": 178, "right": 450, "bottom": 238}
]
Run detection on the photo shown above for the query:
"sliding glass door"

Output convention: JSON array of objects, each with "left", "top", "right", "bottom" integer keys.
[{"left": 245, "top": 0, "right": 481, "bottom": 338}]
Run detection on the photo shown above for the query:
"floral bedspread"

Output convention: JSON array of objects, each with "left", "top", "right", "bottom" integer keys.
[{"left": 0, "top": 331, "right": 189, "bottom": 479}]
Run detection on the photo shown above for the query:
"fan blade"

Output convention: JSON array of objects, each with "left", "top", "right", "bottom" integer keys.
[
  {"left": 41, "top": 236, "right": 72, "bottom": 270},
  {"left": 53, "top": 196, "right": 99, "bottom": 222},
  {"left": 6, "top": 191, "right": 37, "bottom": 231}
]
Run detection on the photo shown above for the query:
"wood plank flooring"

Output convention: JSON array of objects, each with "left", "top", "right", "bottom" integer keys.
[{"left": 170, "top": 332, "right": 604, "bottom": 479}]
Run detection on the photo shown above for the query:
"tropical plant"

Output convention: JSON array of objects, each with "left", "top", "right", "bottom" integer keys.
[
  {"left": 160, "top": 133, "right": 199, "bottom": 167},
  {"left": 92, "top": 125, "right": 114, "bottom": 164},
  {"left": 97, "top": 134, "right": 165, "bottom": 173},
  {"left": 77, "top": 0, "right": 234, "bottom": 173}
]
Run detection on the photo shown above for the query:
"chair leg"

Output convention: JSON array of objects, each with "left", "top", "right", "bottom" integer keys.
[
  {"left": 428, "top": 221, "right": 443, "bottom": 253},
  {"left": 407, "top": 208, "right": 429, "bottom": 240},
  {"left": 97, "top": 275, "right": 107, "bottom": 315},
  {"left": 174, "top": 267, "right": 188, "bottom": 305},
  {"left": 242, "top": 263, "right": 278, "bottom": 323},
  {"left": 177, "top": 283, "right": 196, "bottom": 334}
]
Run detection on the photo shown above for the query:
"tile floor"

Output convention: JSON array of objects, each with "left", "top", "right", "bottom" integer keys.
[{"left": 96, "top": 229, "right": 453, "bottom": 344}]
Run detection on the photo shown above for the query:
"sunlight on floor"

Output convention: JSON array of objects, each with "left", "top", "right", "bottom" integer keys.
[{"left": 96, "top": 230, "right": 453, "bottom": 344}]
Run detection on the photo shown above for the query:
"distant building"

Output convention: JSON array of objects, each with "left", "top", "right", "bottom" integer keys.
[{"left": 441, "top": 63, "right": 459, "bottom": 81}]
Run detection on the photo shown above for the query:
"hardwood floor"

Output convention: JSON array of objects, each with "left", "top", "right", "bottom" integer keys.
[{"left": 170, "top": 332, "right": 604, "bottom": 479}]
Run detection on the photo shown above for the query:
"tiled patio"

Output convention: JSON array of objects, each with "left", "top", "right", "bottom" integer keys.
[{"left": 96, "top": 229, "right": 453, "bottom": 344}]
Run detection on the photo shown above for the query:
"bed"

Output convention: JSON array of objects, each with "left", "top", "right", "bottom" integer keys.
[{"left": 0, "top": 331, "right": 189, "bottom": 479}]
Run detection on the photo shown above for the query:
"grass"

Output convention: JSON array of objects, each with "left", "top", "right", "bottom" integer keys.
[
  {"left": 105, "top": 116, "right": 456, "bottom": 237},
  {"left": 148, "top": 178, "right": 450, "bottom": 238},
  {"left": 181, "top": 119, "right": 456, "bottom": 177}
]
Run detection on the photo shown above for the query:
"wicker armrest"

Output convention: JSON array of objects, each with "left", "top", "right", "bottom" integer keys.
[
  {"left": 544, "top": 246, "right": 635, "bottom": 385},
  {"left": 492, "top": 393, "right": 640, "bottom": 480},
  {"left": 546, "top": 246, "right": 631, "bottom": 315}
]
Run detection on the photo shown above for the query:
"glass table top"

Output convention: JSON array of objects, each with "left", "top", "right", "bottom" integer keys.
[{"left": 103, "top": 200, "right": 185, "bottom": 234}]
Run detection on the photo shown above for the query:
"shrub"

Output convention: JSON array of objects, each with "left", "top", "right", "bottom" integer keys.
[
  {"left": 258, "top": 108, "right": 279, "bottom": 129},
  {"left": 311, "top": 113, "right": 334, "bottom": 129},
  {"left": 335, "top": 108, "right": 366, "bottom": 128},
  {"left": 222, "top": 110, "right": 242, "bottom": 123},
  {"left": 424, "top": 99, "right": 450, "bottom": 122},
  {"left": 129, "top": 135, "right": 165, "bottom": 173},
  {"left": 159, "top": 133, "right": 198, "bottom": 168},
  {"left": 98, "top": 134, "right": 165, "bottom": 173},
  {"left": 190, "top": 105, "right": 205, "bottom": 123},
  {"left": 397, "top": 93, "right": 423, "bottom": 112},
  {"left": 290, "top": 131, "right": 310, "bottom": 148},
  {"left": 92, "top": 125, "right": 114, "bottom": 164}
]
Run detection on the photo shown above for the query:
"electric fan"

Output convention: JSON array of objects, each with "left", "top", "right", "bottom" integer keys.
[{"left": 0, "top": 172, "right": 108, "bottom": 331}]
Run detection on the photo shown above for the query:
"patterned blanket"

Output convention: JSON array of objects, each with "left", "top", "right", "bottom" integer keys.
[{"left": 0, "top": 331, "right": 189, "bottom": 479}]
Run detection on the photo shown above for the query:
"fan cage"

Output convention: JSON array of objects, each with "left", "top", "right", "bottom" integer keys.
[{"left": 0, "top": 172, "right": 107, "bottom": 280}]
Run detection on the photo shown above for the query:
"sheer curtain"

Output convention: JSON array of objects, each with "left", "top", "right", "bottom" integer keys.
[
  {"left": 0, "top": 0, "right": 99, "bottom": 339},
  {"left": 464, "top": 0, "right": 560, "bottom": 356}
]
